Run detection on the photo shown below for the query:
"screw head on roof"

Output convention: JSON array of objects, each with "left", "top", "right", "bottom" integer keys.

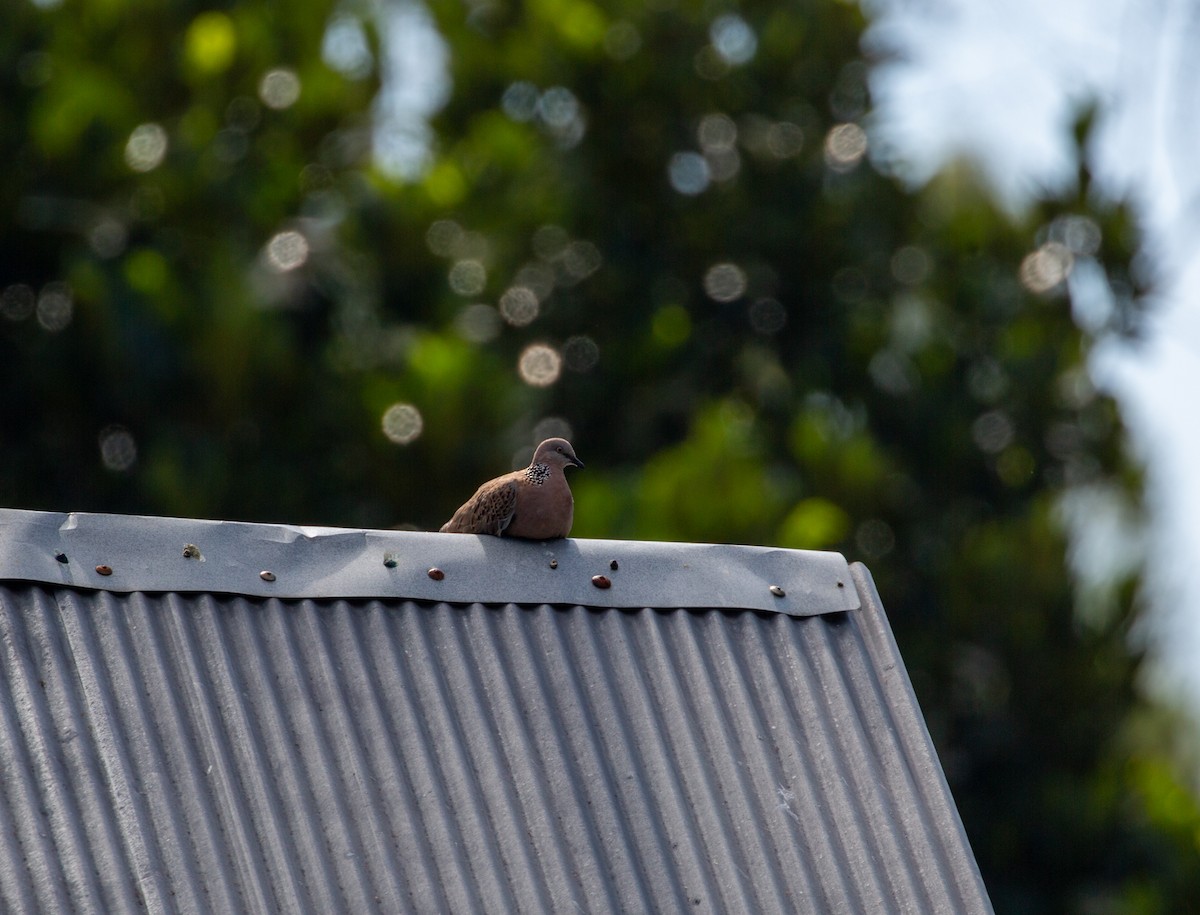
[
  {"left": 549, "top": 559, "right": 558, "bottom": 569},
  {"left": 95, "top": 565, "right": 113, "bottom": 576},
  {"left": 609, "top": 559, "right": 619, "bottom": 571},
  {"left": 427, "top": 567, "right": 445, "bottom": 581},
  {"left": 591, "top": 574, "right": 611, "bottom": 589},
  {"left": 259, "top": 570, "right": 276, "bottom": 582},
  {"left": 182, "top": 544, "right": 202, "bottom": 560},
  {"left": 54, "top": 552, "right": 68, "bottom": 564},
  {"left": 769, "top": 585, "right": 786, "bottom": 597},
  {"left": 383, "top": 554, "right": 398, "bottom": 568}
]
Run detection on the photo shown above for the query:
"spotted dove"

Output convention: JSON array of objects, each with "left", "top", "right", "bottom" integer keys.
[{"left": 439, "top": 438, "right": 584, "bottom": 539}]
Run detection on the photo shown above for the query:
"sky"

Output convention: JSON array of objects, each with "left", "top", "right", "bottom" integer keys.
[{"left": 863, "top": 0, "right": 1200, "bottom": 708}]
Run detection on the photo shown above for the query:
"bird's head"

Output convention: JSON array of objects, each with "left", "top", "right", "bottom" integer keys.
[{"left": 533, "top": 438, "right": 584, "bottom": 470}]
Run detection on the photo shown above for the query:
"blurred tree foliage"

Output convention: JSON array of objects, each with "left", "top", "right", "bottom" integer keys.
[{"left": 2, "top": 0, "right": 1198, "bottom": 911}]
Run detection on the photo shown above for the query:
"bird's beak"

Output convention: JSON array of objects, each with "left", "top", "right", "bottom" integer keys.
[{"left": 569, "top": 455, "right": 585, "bottom": 469}]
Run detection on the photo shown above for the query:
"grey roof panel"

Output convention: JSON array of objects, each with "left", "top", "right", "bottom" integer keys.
[
  {"left": 0, "top": 509, "right": 857, "bottom": 616},
  {"left": 0, "top": 509, "right": 992, "bottom": 914}
]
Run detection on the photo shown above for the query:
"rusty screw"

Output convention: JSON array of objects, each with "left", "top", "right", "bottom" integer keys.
[
  {"left": 259, "top": 570, "right": 276, "bottom": 582},
  {"left": 95, "top": 564, "right": 113, "bottom": 576},
  {"left": 591, "top": 574, "right": 611, "bottom": 589},
  {"left": 427, "top": 567, "right": 445, "bottom": 581},
  {"left": 769, "top": 585, "right": 786, "bottom": 597}
]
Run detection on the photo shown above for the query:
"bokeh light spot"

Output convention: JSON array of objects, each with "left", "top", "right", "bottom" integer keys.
[
  {"left": 185, "top": 12, "right": 236, "bottom": 75},
  {"left": 538, "top": 86, "right": 579, "bottom": 129},
  {"left": 1019, "top": 242, "right": 1073, "bottom": 294},
  {"left": 780, "top": 497, "right": 850, "bottom": 550},
  {"left": 265, "top": 230, "right": 309, "bottom": 272},
  {"left": 537, "top": 86, "right": 586, "bottom": 147},
  {"left": 518, "top": 344, "right": 562, "bottom": 387},
  {"left": 125, "top": 123, "right": 169, "bottom": 172},
  {"left": 89, "top": 218, "right": 128, "bottom": 259},
  {"left": 749, "top": 297, "right": 787, "bottom": 334},
  {"left": 604, "top": 21, "right": 641, "bottom": 59},
  {"left": 501, "top": 81, "right": 539, "bottom": 122},
  {"left": 563, "top": 335, "right": 600, "bottom": 372},
  {"left": 125, "top": 248, "right": 170, "bottom": 295},
  {"left": 891, "top": 294, "right": 933, "bottom": 351},
  {"left": 381, "top": 403, "right": 424, "bottom": 445},
  {"left": 710, "top": 14, "right": 757, "bottom": 65},
  {"left": 738, "top": 115, "right": 773, "bottom": 157},
  {"left": 698, "top": 114, "right": 740, "bottom": 180},
  {"left": 514, "top": 262, "right": 556, "bottom": 302},
  {"left": 1056, "top": 367, "right": 1095, "bottom": 409},
  {"left": 36, "top": 283, "right": 73, "bottom": 332},
  {"left": 533, "top": 225, "right": 569, "bottom": 261},
  {"left": 533, "top": 416, "right": 574, "bottom": 442},
  {"left": 1, "top": 284, "right": 36, "bottom": 322},
  {"left": 668, "top": 152, "right": 710, "bottom": 195},
  {"left": 830, "top": 61, "right": 870, "bottom": 122},
  {"left": 423, "top": 161, "right": 467, "bottom": 206},
  {"left": 996, "top": 446, "right": 1036, "bottom": 487},
  {"left": 1051, "top": 215, "right": 1102, "bottom": 256},
  {"left": 454, "top": 230, "right": 490, "bottom": 261},
  {"left": 968, "top": 359, "right": 1009, "bottom": 403},
  {"left": 426, "top": 219, "right": 463, "bottom": 257},
  {"left": 704, "top": 263, "right": 747, "bottom": 302},
  {"left": 99, "top": 426, "right": 137, "bottom": 472},
  {"left": 499, "top": 286, "right": 540, "bottom": 326},
  {"left": 455, "top": 304, "right": 501, "bottom": 343},
  {"left": 370, "top": 0, "right": 449, "bottom": 180},
  {"left": 559, "top": 240, "right": 603, "bottom": 283},
  {"left": 767, "top": 121, "right": 805, "bottom": 158},
  {"left": 856, "top": 519, "right": 895, "bottom": 559},
  {"left": 652, "top": 304, "right": 691, "bottom": 346},
  {"left": 869, "top": 349, "right": 917, "bottom": 396},
  {"left": 212, "top": 128, "right": 249, "bottom": 164},
  {"left": 322, "top": 15, "right": 373, "bottom": 80},
  {"left": 226, "top": 96, "right": 261, "bottom": 131},
  {"left": 824, "top": 123, "right": 868, "bottom": 171},
  {"left": 259, "top": 68, "right": 301, "bottom": 110},
  {"left": 449, "top": 259, "right": 487, "bottom": 296},
  {"left": 972, "top": 410, "right": 1015, "bottom": 454},
  {"left": 698, "top": 113, "right": 738, "bottom": 151},
  {"left": 891, "top": 246, "right": 932, "bottom": 286},
  {"left": 705, "top": 148, "right": 741, "bottom": 182}
]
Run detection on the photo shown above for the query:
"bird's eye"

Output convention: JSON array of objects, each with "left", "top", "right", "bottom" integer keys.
[{"left": 556, "top": 447, "right": 563, "bottom": 453}]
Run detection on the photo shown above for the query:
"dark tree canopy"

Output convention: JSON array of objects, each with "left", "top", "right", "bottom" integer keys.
[{"left": 3, "top": 1, "right": 1198, "bottom": 910}]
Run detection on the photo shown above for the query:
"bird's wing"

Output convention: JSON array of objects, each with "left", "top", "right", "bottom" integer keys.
[{"left": 441, "top": 477, "right": 518, "bottom": 536}]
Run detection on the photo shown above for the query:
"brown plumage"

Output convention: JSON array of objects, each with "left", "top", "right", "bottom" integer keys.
[{"left": 440, "top": 438, "right": 584, "bottom": 539}]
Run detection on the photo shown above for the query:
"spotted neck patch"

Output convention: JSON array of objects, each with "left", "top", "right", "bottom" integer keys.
[{"left": 524, "top": 463, "right": 551, "bottom": 485}]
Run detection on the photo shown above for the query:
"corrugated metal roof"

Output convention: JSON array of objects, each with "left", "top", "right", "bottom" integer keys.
[{"left": 0, "top": 508, "right": 992, "bottom": 914}]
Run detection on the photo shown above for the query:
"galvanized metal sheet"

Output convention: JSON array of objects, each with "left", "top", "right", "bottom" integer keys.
[
  {"left": 0, "top": 563, "right": 992, "bottom": 914},
  {"left": 0, "top": 509, "right": 858, "bottom": 617}
]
